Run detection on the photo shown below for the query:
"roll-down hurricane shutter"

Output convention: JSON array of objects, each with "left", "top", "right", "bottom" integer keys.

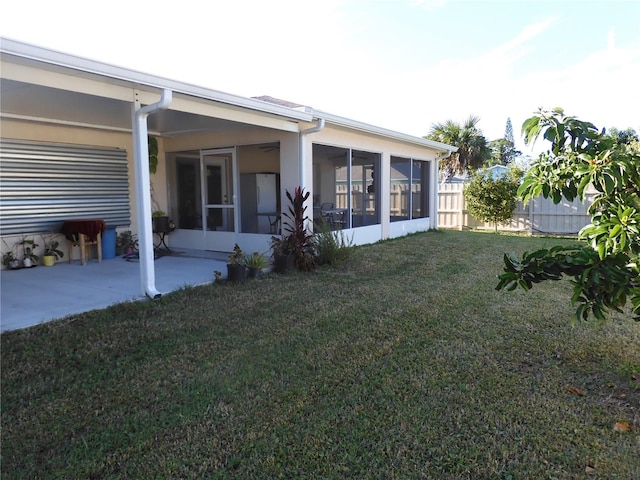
[{"left": 0, "top": 139, "right": 130, "bottom": 235}]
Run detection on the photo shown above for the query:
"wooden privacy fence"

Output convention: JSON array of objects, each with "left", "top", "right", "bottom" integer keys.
[
  {"left": 336, "top": 184, "right": 421, "bottom": 216},
  {"left": 437, "top": 182, "right": 596, "bottom": 235}
]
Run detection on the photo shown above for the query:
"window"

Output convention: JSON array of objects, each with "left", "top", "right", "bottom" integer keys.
[
  {"left": 312, "top": 145, "right": 380, "bottom": 230},
  {"left": 390, "top": 156, "right": 430, "bottom": 222}
]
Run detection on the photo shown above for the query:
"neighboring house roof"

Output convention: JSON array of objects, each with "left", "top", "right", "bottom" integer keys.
[
  {"left": 252, "top": 95, "right": 305, "bottom": 110},
  {"left": 486, "top": 165, "right": 508, "bottom": 175},
  {"left": 445, "top": 175, "right": 469, "bottom": 183},
  {"left": 0, "top": 37, "right": 456, "bottom": 153},
  {"left": 443, "top": 165, "right": 512, "bottom": 183}
]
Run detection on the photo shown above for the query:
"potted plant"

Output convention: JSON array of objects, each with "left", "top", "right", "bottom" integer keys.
[
  {"left": 152, "top": 210, "right": 171, "bottom": 233},
  {"left": 270, "top": 235, "right": 296, "bottom": 274},
  {"left": 117, "top": 230, "right": 138, "bottom": 255},
  {"left": 19, "top": 235, "right": 39, "bottom": 267},
  {"left": 271, "top": 186, "right": 316, "bottom": 273},
  {"left": 42, "top": 234, "right": 64, "bottom": 266},
  {"left": 2, "top": 241, "right": 20, "bottom": 270},
  {"left": 245, "top": 251, "right": 269, "bottom": 279},
  {"left": 226, "top": 243, "right": 247, "bottom": 283}
]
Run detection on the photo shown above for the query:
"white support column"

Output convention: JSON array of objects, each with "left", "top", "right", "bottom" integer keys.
[{"left": 380, "top": 152, "right": 391, "bottom": 239}]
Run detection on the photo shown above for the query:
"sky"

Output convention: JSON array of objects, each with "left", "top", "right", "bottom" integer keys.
[{"left": 1, "top": 0, "right": 639, "bottom": 157}]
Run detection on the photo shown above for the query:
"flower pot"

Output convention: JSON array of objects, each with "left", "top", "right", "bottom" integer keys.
[
  {"left": 273, "top": 253, "right": 296, "bottom": 274},
  {"left": 247, "top": 266, "right": 262, "bottom": 279},
  {"left": 23, "top": 258, "right": 32, "bottom": 268},
  {"left": 226, "top": 264, "right": 247, "bottom": 283},
  {"left": 152, "top": 216, "right": 170, "bottom": 233},
  {"left": 43, "top": 255, "right": 56, "bottom": 267},
  {"left": 8, "top": 259, "right": 20, "bottom": 269}
]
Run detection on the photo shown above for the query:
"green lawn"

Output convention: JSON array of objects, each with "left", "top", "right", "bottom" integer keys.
[{"left": 2, "top": 230, "right": 638, "bottom": 479}]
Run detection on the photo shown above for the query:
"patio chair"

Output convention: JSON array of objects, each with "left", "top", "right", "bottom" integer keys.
[{"left": 269, "top": 214, "right": 281, "bottom": 234}]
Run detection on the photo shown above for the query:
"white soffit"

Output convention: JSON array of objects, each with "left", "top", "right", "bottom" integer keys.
[
  {"left": 312, "top": 109, "right": 457, "bottom": 153},
  {"left": 0, "top": 37, "right": 313, "bottom": 133}
]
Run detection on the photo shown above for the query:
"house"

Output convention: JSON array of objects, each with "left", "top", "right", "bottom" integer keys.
[
  {"left": 0, "top": 37, "right": 456, "bottom": 297},
  {"left": 485, "top": 164, "right": 510, "bottom": 179}
]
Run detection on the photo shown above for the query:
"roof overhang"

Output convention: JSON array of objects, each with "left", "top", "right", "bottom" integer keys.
[
  {"left": 309, "top": 108, "right": 457, "bottom": 154},
  {"left": 1, "top": 37, "right": 457, "bottom": 153},
  {"left": 0, "top": 37, "right": 313, "bottom": 135}
]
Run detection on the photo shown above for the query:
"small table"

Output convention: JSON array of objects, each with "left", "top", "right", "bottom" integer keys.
[
  {"left": 60, "top": 219, "right": 106, "bottom": 265},
  {"left": 320, "top": 208, "right": 348, "bottom": 229},
  {"left": 153, "top": 227, "right": 175, "bottom": 251}
]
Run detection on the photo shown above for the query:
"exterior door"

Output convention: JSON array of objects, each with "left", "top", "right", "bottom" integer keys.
[
  {"left": 202, "top": 149, "right": 236, "bottom": 234},
  {"left": 170, "top": 148, "right": 237, "bottom": 252},
  {"left": 203, "top": 156, "right": 228, "bottom": 231}
]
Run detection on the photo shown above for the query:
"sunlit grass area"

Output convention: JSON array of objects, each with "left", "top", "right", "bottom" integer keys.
[{"left": 2, "top": 230, "right": 638, "bottom": 479}]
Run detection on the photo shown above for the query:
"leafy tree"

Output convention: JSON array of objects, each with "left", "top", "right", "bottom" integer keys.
[
  {"left": 489, "top": 118, "right": 521, "bottom": 166},
  {"left": 505, "top": 117, "right": 516, "bottom": 145},
  {"left": 464, "top": 168, "right": 520, "bottom": 231},
  {"left": 605, "top": 127, "right": 638, "bottom": 146},
  {"left": 425, "top": 115, "right": 491, "bottom": 179},
  {"left": 496, "top": 108, "right": 640, "bottom": 321}
]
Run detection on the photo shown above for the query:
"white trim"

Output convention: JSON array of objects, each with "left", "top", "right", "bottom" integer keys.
[{"left": 0, "top": 113, "right": 133, "bottom": 133}]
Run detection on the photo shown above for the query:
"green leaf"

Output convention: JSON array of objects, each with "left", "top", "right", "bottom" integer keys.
[
  {"left": 609, "top": 224, "right": 623, "bottom": 238},
  {"left": 603, "top": 173, "right": 615, "bottom": 195}
]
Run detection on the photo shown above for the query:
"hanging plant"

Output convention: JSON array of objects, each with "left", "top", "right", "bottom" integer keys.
[{"left": 148, "top": 136, "right": 159, "bottom": 174}]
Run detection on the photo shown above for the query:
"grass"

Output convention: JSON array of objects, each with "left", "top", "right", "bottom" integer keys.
[{"left": 1, "top": 230, "right": 639, "bottom": 479}]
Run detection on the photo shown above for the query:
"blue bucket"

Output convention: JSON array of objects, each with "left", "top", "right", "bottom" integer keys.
[{"left": 102, "top": 228, "right": 117, "bottom": 259}]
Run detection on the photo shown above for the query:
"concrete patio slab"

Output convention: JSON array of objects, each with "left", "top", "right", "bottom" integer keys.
[{"left": 0, "top": 251, "right": 228, "bottom": 333}]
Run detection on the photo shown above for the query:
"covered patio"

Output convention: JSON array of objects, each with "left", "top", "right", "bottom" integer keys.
[{"left": 0, "top": 251, "right": 227, "bottom": 333}]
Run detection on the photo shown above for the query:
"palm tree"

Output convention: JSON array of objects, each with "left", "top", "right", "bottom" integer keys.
[{"left": 425, "top": 115, "right": 491, "bottom": 180}]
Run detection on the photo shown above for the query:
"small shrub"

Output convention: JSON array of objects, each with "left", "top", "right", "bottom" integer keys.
[
  {"left": 464, "top": 169, "right": 520, "bottom": 230},
  {"left": 314, "top": 219, "right": 353, "bottom": 266}
]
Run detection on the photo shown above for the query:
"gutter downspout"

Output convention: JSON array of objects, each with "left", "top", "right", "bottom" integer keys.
[
  {"left": 299, "top": 118, "right": 325, "bottom": 231},
  {"left": 132, "top": 89, "right": 172, "bottom": 299}
]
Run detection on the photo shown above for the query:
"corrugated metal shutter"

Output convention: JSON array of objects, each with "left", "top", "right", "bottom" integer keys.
[{"left": 0, "top": 139, "right": 130, "bottom": 235}]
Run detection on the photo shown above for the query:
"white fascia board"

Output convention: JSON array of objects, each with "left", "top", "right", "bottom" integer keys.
[
  {"left": 2, "top": 61, "right": 135, "bottom": 102},
  {"left": 311, "top": 108, "right": 458, "bottom": 153},
  {"left": 0, "top": 37, "right": 314, "bottom": 124}
]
